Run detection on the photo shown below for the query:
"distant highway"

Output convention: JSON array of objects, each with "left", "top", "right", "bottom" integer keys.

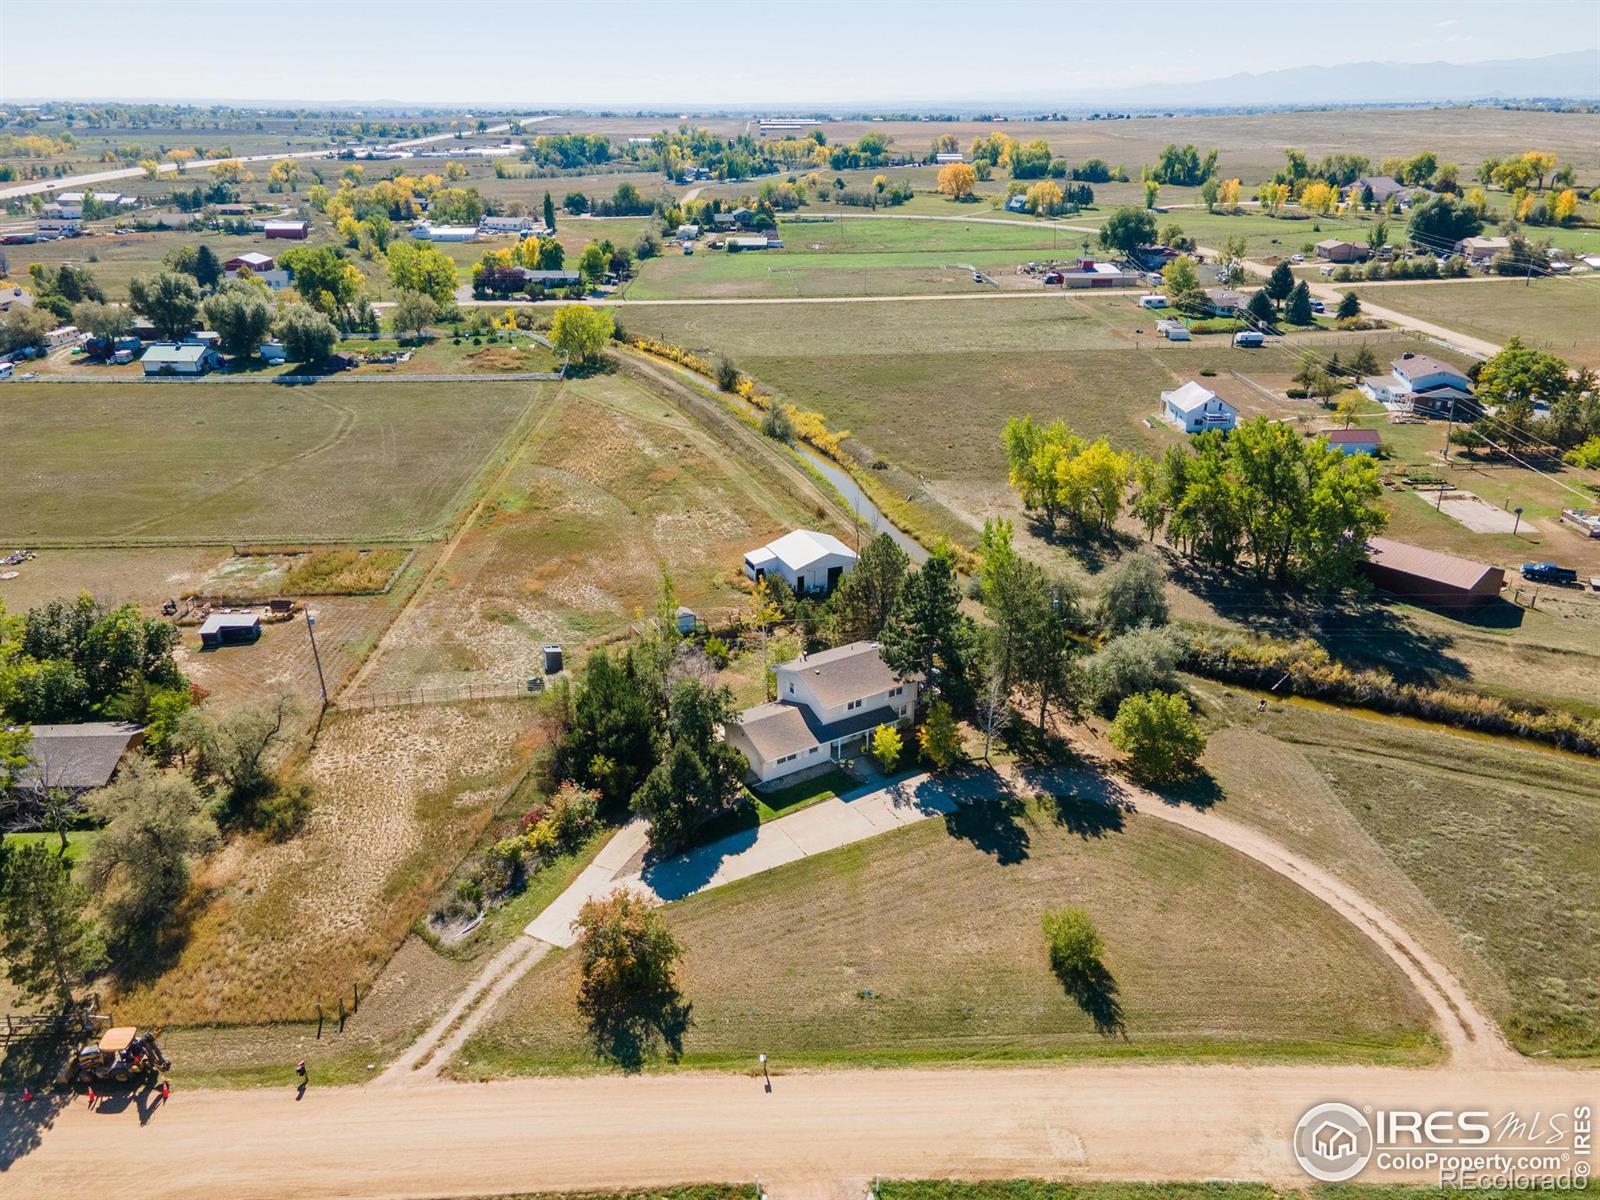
[{"left": 0, "top": 116, "right": 556, "bottom": 201}]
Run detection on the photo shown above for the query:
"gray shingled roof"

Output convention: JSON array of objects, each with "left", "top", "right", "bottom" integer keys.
[
  {"left": 780, "top": 641, "right": 900, "bottom": 708},
  {"left": 18, "top": 722, "right": 142, "bottom": 790}
]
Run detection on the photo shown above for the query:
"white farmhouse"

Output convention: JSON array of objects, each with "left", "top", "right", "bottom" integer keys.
[
  {"left": 724, "top": 641, "right": 918, "bottom": 784},
  {"left": 1160, "top": 380, "right": 1237, "bottom": 433},
  {"left": 743, "top": 529, "right": 857, "bottom": 596}
]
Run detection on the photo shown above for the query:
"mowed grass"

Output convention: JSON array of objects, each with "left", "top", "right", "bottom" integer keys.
[
  {"left": 0, "top": 380, "right": 544, "bottom": 543},
  {"left": 1354, "top": 278, "right": 1600, "bottom": 366},
  {"left": 454, "top": 793, "right": 1434, "bottom": 1076},
  {"left": 1197, "top": 689, "right": 1600, "bottom": 1057},
  {"left": 627, "top": 215, "right": 1088, "bottom": 300},
  {"left": 108, "top": 699, "right": 540, "bottom": 1027},
  {"left": 353, "top": 369, "right": 821, "bottom": 694},
  {"left": 627, "top": 299, "right": 1444, "bottom": 482}
]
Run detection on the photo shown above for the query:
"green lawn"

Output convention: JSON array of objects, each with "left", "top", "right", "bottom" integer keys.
[
  {"left": 454, "top": 792, "right": 1434, "bottom": 1076},
  {"left": 0, "top": 380, "right": 546, "bottom": 544},
  {"left": 748, "top": 765, "right": 857, "bottom": 821},
  {"left": 4, "top": 830, "right": 98, "bottom": 862}
]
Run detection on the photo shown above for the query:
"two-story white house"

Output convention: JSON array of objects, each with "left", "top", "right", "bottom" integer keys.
[
  {"left": 724, "top": 641, "right": 918, "bottom": 784},
  {"left": 1160, "top": 380, "right": 1237, "bottom": 434}
]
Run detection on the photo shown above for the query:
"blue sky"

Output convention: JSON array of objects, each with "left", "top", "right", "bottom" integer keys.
[{"left": 3, "top": 0, "right": 1596, "bottom": 106}]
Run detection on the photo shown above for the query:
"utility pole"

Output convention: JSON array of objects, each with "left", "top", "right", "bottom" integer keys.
[
  {"left": 1440, "top": 397, "right": 1456, "bottom": 466},
  {"left": 306, "top": 609, "right": 329, "bottom": 743}
]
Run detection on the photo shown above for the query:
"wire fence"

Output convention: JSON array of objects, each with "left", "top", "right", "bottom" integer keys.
[{"left": 337, "top": 679, "right": 544, "bottom": 711}]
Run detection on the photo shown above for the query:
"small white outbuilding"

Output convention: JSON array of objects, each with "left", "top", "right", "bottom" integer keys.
[{"left": 743, "top": 529, "right": 858, "bottom": 596}]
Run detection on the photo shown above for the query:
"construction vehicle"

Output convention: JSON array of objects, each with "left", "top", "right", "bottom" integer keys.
[{"left": 56, "top": 1026, "right": 169, "bottom": 1086}]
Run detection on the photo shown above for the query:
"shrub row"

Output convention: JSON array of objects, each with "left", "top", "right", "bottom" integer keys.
[{"left": 1182, "top": 627, "right": 1600, "bottom": 757}]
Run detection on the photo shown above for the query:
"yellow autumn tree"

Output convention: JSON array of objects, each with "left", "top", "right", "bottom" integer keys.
[
  {"left": 1026, "top": 180, "right": 1063, "bottom": 215},
  {"left": 1522, "top": 151, "right": 1557, "bottom": 190},
  {"left": 1217, "top": 178, "right": 1241, "bottom": 207},
  {"left": 1300, "top": 181, "right": 1337, "bottom": 214},
  {"left": 1553, "top": 188, "right": 1579, "bottom": 224},
  {"left": 937, "top": 162, "right": 978, "bottom": 200}
]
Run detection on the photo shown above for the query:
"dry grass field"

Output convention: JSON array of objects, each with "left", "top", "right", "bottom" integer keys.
[
  {"left": 108, "top": 698, "right": 540, "bottom": 1028},
  {"left": 1354, "top": 278, "right": 1600, "bottom": 367},
  {"left": 0, "top": 380, "right": 545, "bottom": 544},
  {"left": 353, "top": 369, "right": 820, "bottom": 696},
  {"left": 1193, "top": 687, "right": 1600, "bottom": 1057},
  {"left": 454, "top": 793, "right": 1434, "bottom": 1076}
]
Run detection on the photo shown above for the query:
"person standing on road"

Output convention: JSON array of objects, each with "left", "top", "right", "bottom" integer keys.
[{"left": 86, "top": 1085, "right": 97, "bottom": 1110}]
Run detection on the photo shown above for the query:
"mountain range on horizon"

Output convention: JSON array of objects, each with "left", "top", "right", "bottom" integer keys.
[{"left": 1032, "top": 50, "right": 1599, "bottom": 110}]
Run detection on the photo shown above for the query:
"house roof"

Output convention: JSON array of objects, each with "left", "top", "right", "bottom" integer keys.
[
  {"left": 1161, "top": 380, "right": 1224, "bottom": 415},
  {"left": 1458, "top": 236, "right": 1510, "bottom": 252},
  {"left": 263, "top": 219, "right": 308, "bottom": 231},
  {"left": 143, "top": 343, "right": 212, "bottom": 365},
  {"left": 1363, "top": 537, "right": 1503, "bottom": 593},
  {"left": 734, "top": 698, "right": 902, "bottom": 762},
  {"left": 19, "top": 722, "right": 142, "bottom": 790},
  {"left": 779, "top": 640, "right": 900, "bottom": 708},
  {"left": 751, "top": 529, "right": 857, "bottom": 573},
  {"left": 1324, "top": 428, "right": 1380, "bottom": 444},
  {"left": 1392, "top": 354, "right": 1466, "bottom": 381},
  {"left": 1316, "top": 238, "right": 1359, "bottom": 250},
  {"left": 1349, "top": 176, "right": 1409, "bottom": 199},
  {"left": 732, "top": 702, "right": 817, "bottom": 761},
  {"left": 1203, "top": 287, "right": 1245, "bottom": 308},
  {"left": 228, "top": 252, "right": 275, "bottom": 269}
]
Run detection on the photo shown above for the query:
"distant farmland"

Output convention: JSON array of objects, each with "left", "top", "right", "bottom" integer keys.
[{"left": 1, "top": 380, "right": 546, "bottom": 544}]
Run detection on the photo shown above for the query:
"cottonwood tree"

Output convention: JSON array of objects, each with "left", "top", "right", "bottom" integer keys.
[
  {"left": 1082, "top": 625, "right": 1186, "bottom": 713},
  {"left": 175, "top": 693, "right": 301, "bottom": 829},
  {"left": 391, "top": 290, "right": 439, "bottom": 340},
  {"left": 128, "top": 270, "right": 201, "bottom": 340},
  {"left": 1108, "top": 691, "right": 1206, "bottom": 783},
  {"left": 0, "top": 841, "right": 104, "bottom": 1007},
  {"left": 936, "top": 162, "right": 977, "bottom": 200},
  {"left": 550, "top": 303, "right": 613, "bottom": 365},
  {"left": 1097, "top": 207, "right": 1156, "bottom": 257},
  {"left": 202, "top": 280, "right": 274, "bottom": 356},
  {"left": 275, "top": 303, "right": 338, "bottom": 362}
]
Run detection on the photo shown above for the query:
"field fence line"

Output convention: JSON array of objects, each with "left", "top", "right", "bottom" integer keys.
[{"left": 336, "top": 679, "right": 545, "bottom": 711}]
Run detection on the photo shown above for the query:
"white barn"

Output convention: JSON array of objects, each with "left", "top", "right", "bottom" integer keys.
[
  {"left": 725, "top": 642, "right": 918, "bottom": 784},
  {"left": 1161, "top": 380, "right": 1237, "bottom": 433},
  {"left": 743, "top": 530, "right": 857, "bottom": 596}
]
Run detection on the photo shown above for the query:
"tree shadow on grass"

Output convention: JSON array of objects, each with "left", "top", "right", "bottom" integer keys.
[
  {"left": 588, "top": 987, "right": 694, "bottom": 1074},
  {"left": 1147, "top": 767, "right": 1224, "bottom": 811},
  {"left": 103, "top": 891, "right": 205, "bottom": 992},
  {"left": 1042, "top": 787, "right": 1132, "bottom": 839},
  {"left": 943, "top": 788, "right": 1031, "bottom": 865},
  {"left": 1054, "top": 960, "right": 1127, "bottom": 1040}
]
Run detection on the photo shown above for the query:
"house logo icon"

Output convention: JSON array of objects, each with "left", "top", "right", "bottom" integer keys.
[{"left": 1293, "top": 1102, "right": 1374, "bottom": 1182}]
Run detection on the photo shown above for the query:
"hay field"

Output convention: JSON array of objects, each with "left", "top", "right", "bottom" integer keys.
[
  {"left": 0, "top": 380, "right": 545, "bottom": 544},
  {"left": 1354, "top": 278, "right": 1600, "bottom": 367},
  {"left": 455, "top": 793, "right": 1434, "bottom": 1075},
  {"left": 352, "top": 370, "right": 820, "bottom": 696}
]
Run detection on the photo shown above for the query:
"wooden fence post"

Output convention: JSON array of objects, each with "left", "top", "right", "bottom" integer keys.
[
  {"left": 352, "top": 981, "right": 359, "bottom": 1013},
  {"left": 338, "top": 997, "right": 346, "bottom": 1033},
  {"left": 316, "top": 1004, "right": 323, "bottom": 1040}
]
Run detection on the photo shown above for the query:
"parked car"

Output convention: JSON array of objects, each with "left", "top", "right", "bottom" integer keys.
[
  {"left": 1521, "top": 562, "right": 1579, "bottom": 585},
  {"left": 1290, "top": 253, "right": 1305, "bottom": 263},
  {"left": 1310, "top": 299, "right": 1326, "bottom": 313}
]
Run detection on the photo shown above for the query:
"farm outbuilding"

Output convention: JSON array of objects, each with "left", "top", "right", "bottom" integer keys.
[
  {"left": 744, "top": 529, "right": 858, "bottom": 596},
  {"left": 1315, "top": 239, "right": 1369, "bottom": 263},
  {"left": 1323, "top": 428, "right": 1381, "bottom": 455},
  {"left": 1358, "top": 537, "right": 1504, "bottom": 609},
  {"left": 198, "top": 613, "right": 262, "bottom": 647},
  {"left": 263, "top": 220, "right": 309, "bottom": 239},
  {"left": 142, "top": 343, "right": 221, "bottom": 375}
]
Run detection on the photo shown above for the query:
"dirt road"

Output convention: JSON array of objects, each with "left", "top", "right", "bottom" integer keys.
[{"left": 5, "top": 1063, "right": 1591, "bottom": 1198}]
